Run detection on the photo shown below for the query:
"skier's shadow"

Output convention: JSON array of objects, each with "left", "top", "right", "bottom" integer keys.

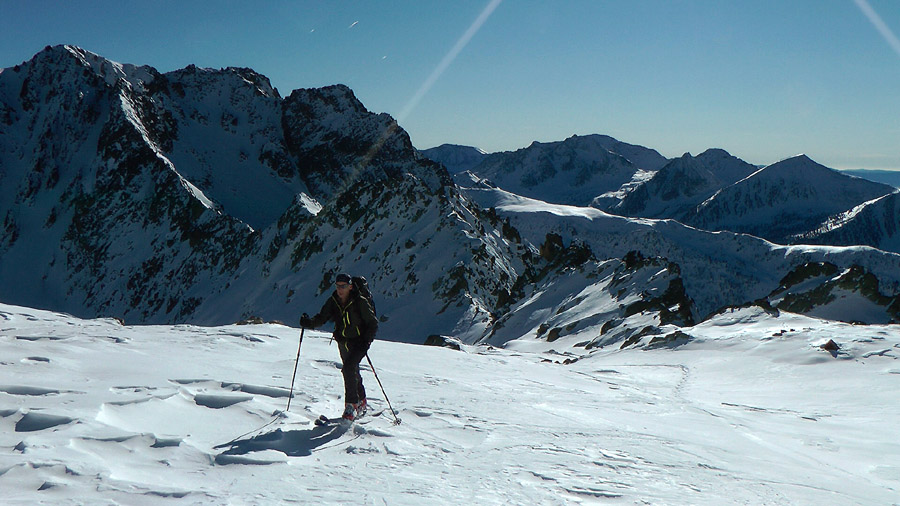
[{"left": 215, "top": 422, "right": 350, "bottom": 461}]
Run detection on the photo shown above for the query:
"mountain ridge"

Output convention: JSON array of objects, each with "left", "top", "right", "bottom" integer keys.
[
  {"left": 0, "top": 45, "right": 519, "bottom": 340},
  {"left": 2, "top": 45, "right": 900, "bottom": 347},
  {"left": 608, "top": 148, "right": 759, "bottom": 219},
  {"left": 680, "top": 154, "right": 895, "bottom": 242}
]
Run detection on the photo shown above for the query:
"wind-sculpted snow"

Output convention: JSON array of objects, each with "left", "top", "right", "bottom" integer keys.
[
  {"left": 14, "top": 412, "right": 77, "bottom": 432},
  {"left": 2, "top": 302, "right": 900, "bottom": 504}
]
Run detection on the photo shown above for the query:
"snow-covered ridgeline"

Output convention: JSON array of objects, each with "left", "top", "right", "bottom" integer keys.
[
  {"left": 2, "top": 44, "right": 900, "bottom": 347},
  {"left": 1, "top": 46, "right": 520, "bottom": 339},
  {"left": 465, "top": 186, "right": 900, "bottom": 324}
]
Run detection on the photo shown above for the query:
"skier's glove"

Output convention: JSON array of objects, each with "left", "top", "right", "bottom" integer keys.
[{"left": 300, "top": 314, "right": 313, "bottom": 328}]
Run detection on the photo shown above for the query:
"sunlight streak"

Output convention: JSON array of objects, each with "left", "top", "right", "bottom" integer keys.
[
  {"left": 853, "top": 0, "right": 900, "bottom": 58},
  {"left": 348, "top": 0, "right": 502, "bottom": 189},
  {"left": 397, "top": 0, "right": 503, "bottom": 123}
]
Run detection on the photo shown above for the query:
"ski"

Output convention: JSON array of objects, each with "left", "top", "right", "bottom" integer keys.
[
  {"left": 313, "top": 409, "right": 382, "bottom": 426},
  {"left": 314, "top": 414, "right": 349, "bottom": 426}
]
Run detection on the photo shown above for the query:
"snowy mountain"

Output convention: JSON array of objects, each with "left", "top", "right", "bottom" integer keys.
[
  {"left": 0, "top": 46, "right": 256, "bottom": 323},
  {"left": 2, "top": 45, "right": 900, "bottom": 351},
  {"left": 608, "top": 148, "right": 759, "bottom": 220},
  {"left": 418, "top": 143, "right": 486, "bottom": 174},
  {"left": 436, "top": 134, "right": 668, "bottom": 208},
  {"left": 679, "top": 154, "right": 895, "bottom": 243},
  {"left": 0, "top": 45, "right": 519, "bottom": 341},
  {"left": 145, "top": 64, "right": 313, "bottom": 230},
  {"left": 605, "top": 151, "right": 899, "bottom": 253},
  {"left": 462, "top": 186, "right": 900, "bottom": 337},
  {"left": 586, "top": 133, "right": 670, "bottom": 174},
  {"left": 3, "top": 301, "right": 900, "bottom": 504},
  {"left": 4, "top": 45, "right": 900, "bottom": 506},
  {"left": 794, "top": 191, "right": 900, "bottom": 255}
]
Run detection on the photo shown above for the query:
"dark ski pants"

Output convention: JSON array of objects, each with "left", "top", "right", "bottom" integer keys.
[{"left": 338, "top": 339, "right": 370, "bottom": 404}]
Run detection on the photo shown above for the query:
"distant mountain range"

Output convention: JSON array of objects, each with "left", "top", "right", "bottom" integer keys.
[
  {"left": 422, "top": 142, "right": 899, "bottom": 250},
  {"left": 425, "top": 135, "right": 668, "bottom": 208},
  {"left": 840, "top": 169, "right": 900, "bottom": 189},
  {"left": 2, "top": 45, "right": 899, "bottom": 347}
]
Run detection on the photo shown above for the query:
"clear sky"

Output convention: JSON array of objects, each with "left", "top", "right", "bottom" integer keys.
[{"left": 2, "top": 0, "right": 899, "bottom": 170}]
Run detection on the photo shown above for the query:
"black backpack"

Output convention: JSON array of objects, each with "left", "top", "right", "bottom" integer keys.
[{"left": 351, "top": 275, "right": 376, "bottom": 316}]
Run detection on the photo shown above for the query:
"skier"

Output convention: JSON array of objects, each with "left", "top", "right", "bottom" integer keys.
[{"left": 300, "top": 273, "right": 378, "bottom": 421}]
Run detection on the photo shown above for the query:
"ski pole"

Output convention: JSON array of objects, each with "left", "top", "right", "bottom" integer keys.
[
  {"left": 365, "top": 353, "right": 401, "bottom": 425},
  {"left": 285, "top": 327, "right": 305, "bottom": 412}
]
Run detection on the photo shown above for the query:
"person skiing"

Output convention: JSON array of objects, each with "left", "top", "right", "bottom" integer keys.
[{"left": 300, "top": 273, "right": 378, "bottom": 421}]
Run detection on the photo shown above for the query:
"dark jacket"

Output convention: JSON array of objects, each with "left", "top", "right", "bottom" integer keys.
[{"left": 308, "top": 291, "right": 378, "bottom": 343}]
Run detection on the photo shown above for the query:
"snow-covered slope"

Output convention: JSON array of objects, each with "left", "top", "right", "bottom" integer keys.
[
  {"left": 767, "top": 261, "right": 900, "bottom": 324},
  {"left": 795, "top": 191, "right": 900, "bottom": 255},
  {"left": 2, "top": 302, "right": 899, "bottom": 504},
  {"left": 457, "top": 134, "right": 667, "bottom": 207},
  {"left": 609, "top": 149, "right": 759, "bottom": 219},
  {"left": 681, "top": 155, "right": 894, "bottom": 243},
  {"left": 202, "top": 165, "right": 523, "bottom": 344},
  {"left": 484, "top": 250, "right": 695, "bottom": 349},
  {"left": 419, "top": 143, "right": 487, "bottom": 174},
  {"left": 464, "top": 186, "right": 900, "bottom": 331}
]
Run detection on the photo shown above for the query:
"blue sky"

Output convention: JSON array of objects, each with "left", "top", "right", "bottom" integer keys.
[{"left": 2, "top": 0, "right": 899, "bottom": 170}]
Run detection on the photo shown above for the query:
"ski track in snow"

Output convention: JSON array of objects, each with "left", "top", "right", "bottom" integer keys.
[{"left": 1, "top": 303, "right": 899, "bottom": 504}]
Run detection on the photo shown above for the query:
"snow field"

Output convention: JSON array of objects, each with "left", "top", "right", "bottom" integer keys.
[{"left": 1, "top": 303, "right": 899, "bottom": 504}]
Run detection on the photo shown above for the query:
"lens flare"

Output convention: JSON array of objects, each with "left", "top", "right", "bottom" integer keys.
[
  {"left": 397, "top": 0, "right": 503, "bottom": 123},
  {"left": 853, "top": 0, "right": 900, "bottom": 58},
  {"left": 350, "top": 0, "right": 502, "bottom": 186}
]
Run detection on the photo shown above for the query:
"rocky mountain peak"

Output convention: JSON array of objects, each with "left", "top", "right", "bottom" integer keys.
[
  {"left": 167, "top": 64, "right": 280, "bottom": 100},
  {"left": 281, "top": 84, "right": 436, "bottom": 200},
  {"left": 608, "top": 148, "right": 758, "bottom": 219},
  {"left": 0, "top": 46, "right": 510, "bottom": 340},
  {"left": 287, "top": 84, "right": 367, "bottom": 117},
  {"left": 36, "top": 45, "right": 159, "bottom": 93},
  {"left": 759, "top": 154, "right": 826, "bottom": 179}
]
